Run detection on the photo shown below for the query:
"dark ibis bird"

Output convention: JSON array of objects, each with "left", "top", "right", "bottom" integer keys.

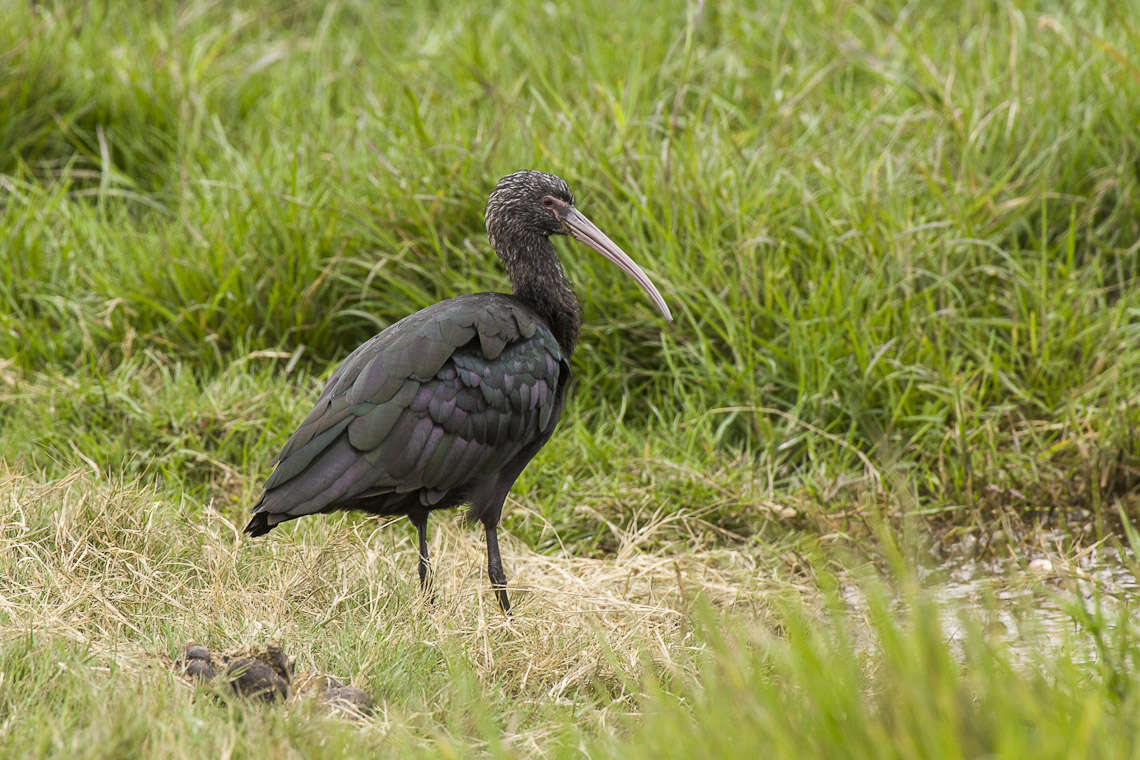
[{"left": 244, "top": 170, "right": 672, "bottom": 612}]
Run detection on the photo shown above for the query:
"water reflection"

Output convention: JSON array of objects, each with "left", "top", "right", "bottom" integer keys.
[{"left": 842, "top": 540, "right": 1138, "bottom": 663}]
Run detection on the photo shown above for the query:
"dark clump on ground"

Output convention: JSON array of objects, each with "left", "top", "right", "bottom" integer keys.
[
  {"left": 183, "top": 645, "right": 217, "bottom": 681},
  {"left": 226, "top": 648, "right": 291, "bottom": 703},
  {"left": 178, "top": 643, "right": 373, "bottom": 715}
]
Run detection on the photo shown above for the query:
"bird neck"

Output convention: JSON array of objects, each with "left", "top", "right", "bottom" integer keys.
[{"left": 499, "top": 234, "right": 582, "bottom": 355}]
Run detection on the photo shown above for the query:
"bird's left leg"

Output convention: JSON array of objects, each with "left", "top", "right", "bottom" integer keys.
[
  {"left": 410, "top": 512, "right": 433, "bottom": 600},
  {"left": 484, "top": 524, "right": 511, "bottom": 614}
]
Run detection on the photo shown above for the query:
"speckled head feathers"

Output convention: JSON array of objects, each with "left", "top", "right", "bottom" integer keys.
[
  {"left": 481, "top": 168, "right": 671, "bottom": 348},
  {"left": 485, "top": 170, "right": 575, "bottom": 249}
]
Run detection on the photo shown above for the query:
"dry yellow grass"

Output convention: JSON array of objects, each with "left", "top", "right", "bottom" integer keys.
[{"left": 0, "top": 465, "right": 794, "bottom": 753}]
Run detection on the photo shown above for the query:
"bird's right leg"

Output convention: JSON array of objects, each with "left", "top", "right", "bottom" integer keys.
[
  {"left": 410, "top": 512, "right": 433, "bottom": 599},
  {"left": 485, "top": 524, "right": 511, "bottom": 614}
]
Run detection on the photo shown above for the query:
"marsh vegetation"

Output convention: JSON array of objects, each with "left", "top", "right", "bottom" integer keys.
[{"left": 2, "top": 0, "right": 1140, "bottom": 756}]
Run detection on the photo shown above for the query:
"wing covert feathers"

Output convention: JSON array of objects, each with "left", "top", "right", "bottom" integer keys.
[{"left": 248, "top": 294, "right": 566, "bottom": 526}]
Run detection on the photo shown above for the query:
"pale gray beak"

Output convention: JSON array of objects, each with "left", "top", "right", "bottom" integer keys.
[{"left": 562, "top": 207, "right": 673, "bottom": 322}]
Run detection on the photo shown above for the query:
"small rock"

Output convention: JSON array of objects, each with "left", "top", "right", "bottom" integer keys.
[
  {"left": 1028, "top": 558, "right": 1054, "bottom": 575},
  {"left": 182, "top": 645, "right": 217, "bottom": 682},
  {"left": 778, "top": 507, "right": 797, "bottom": 520},
  {"left": 186, "top": 658, "right": 217, "bottom": 681},
  {"left": 320, "top": 685, "right": 374, "bottom": 715},
  {"left": 226, "top": 658, "right": 290, "bottom": 703}
]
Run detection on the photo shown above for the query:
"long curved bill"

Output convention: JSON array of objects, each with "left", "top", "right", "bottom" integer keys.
[{"left": 562, "top": 207, "right": 673, "bottom": 322}]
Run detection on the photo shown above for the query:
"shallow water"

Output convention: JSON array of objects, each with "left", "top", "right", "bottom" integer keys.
[
  {"left": 927, "top": 543, "right": 1138, "bottom": 661},
  {"left": 841, "top": 540, "right": 1139, "bottom": 663}
]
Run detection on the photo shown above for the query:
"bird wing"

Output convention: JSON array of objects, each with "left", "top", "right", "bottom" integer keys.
[{"left": 251, "top": 293, "right": 566, "bottom": 521}]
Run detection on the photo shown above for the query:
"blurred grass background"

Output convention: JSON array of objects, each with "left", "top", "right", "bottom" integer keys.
[
  {"left": 2, "top": 0, "right": 1140, "bottom": 756},
  {"left": 4, "top": 0, "right": 1139, "bottom": 551}
]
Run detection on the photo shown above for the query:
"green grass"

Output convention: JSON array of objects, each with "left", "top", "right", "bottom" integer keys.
[
  {"left": 3, "top": 0, "right": 1139, "bottom": 540},
  {"left": 3, "top": 0, "right": 1140, "bottom": 756},
  {"left": 3, "top": 468, "right": 1140, "bottom": 759}
]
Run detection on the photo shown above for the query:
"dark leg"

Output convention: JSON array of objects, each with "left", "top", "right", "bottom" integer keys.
[
  {"left": 411, "top": 513, "right": 433, "bottom": 598},
  {"left": 485, "top": 524, "right": 510, "bottom": 614}
]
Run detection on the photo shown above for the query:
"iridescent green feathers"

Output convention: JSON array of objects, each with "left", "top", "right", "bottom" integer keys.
[{"left": 247, "top": 293, "right": 566, "bottom": 532}]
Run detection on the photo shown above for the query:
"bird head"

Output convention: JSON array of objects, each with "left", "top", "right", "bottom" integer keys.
[
  {"left": 485, "top": 170, "right": 673, "bottom": 322},
  {"left": 486, "top": 170, "right": 576, "bottom": 240}
]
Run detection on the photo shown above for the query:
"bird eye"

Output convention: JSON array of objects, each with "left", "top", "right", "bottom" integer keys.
[{"left": 541, "top": 196, "right": 556, "bottom": 208}]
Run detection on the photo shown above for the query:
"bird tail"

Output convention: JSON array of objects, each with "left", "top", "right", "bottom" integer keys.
[{"left": 244, "top": 511, "right": 273, "bottom": 537}]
